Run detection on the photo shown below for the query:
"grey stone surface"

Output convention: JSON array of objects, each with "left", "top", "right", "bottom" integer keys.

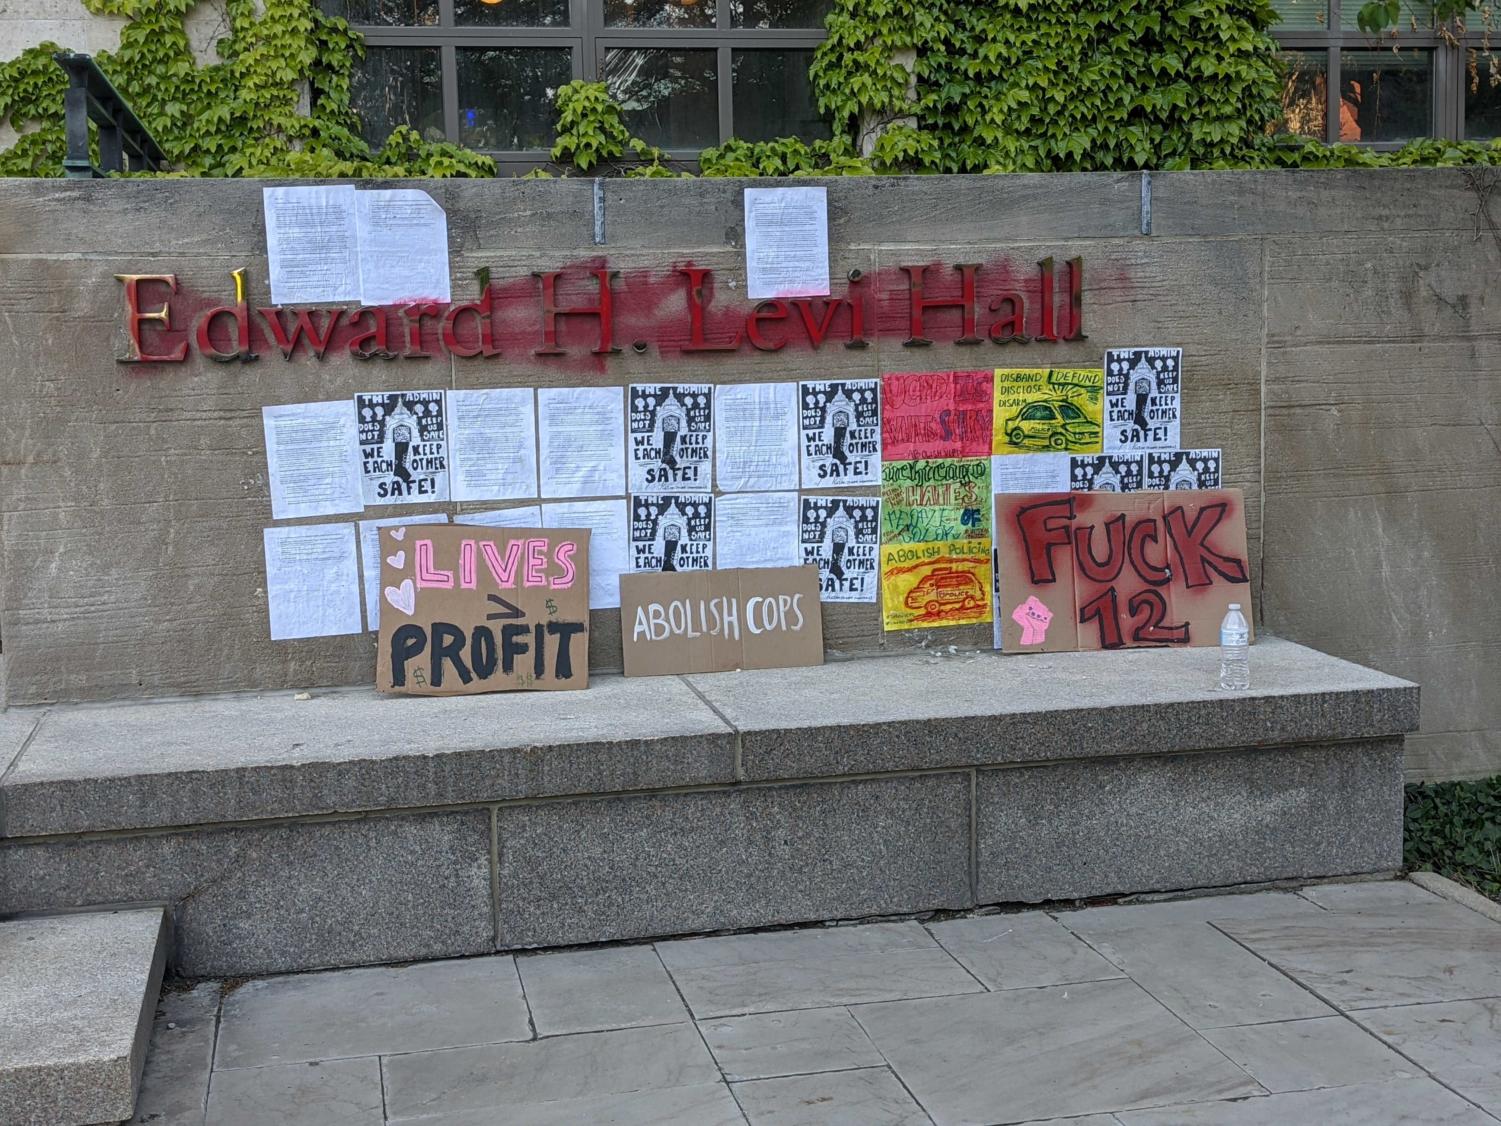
[
  {"left": 132, "top": 982, "right": 220, "bottom": 1126},
  {"left": 1058, "top": 921, "right": 1335, "bottom": 1029},
  {"left": 687, "top": 639, "right": 1418, "bottom": 782},
  {"left": 216, "top": 955, "right": 530, "bottom": 1068},
  {"left": 0, "top": 907, "right": 166, "bottom": 1126},
  {"left": 1357, "top": 998, "right": 1501, "bottom": 1116},
  {"left": 0, "top": 811, "right": 492, "bottom": 977},
  {"left": 976, "top": 741, "right": 1404, "bottom": 903},
  {"left": 1407, "top": 870, "right": 1501, "bottom": 925},
  {"left": 698, "top": 1007, "right": 885, "bottom": 1082},
  {"left": 381, "top": 1023, "right": 720, "bottom": 1121},
  {"left": 925, "top": 912, "right": 1124, "bottom": 992},
  {"left": 1216, "top": 909, "right": 1501, "bottom": 1010},
  {"left": 0, "top": 709, "right": 40, "bottom": 790},
  {"left": 204, "top": 1057, "right": 383, "bottom": 1126},
  {"left": 496, "top": 775, "right": 972, "bottom": 948},
  {"left": 516, "top": 944, "right": 687, "bottom": 1036},
  {"left": 388, "top": 1082, "right": 747, "bottom": 1126},
  {"left": 1114, "top": 1077, "right": 1496, "bottom": 1125},
  {"left": 1200, "top": 1016, "right": 1422, "bottom": 1093},
  {"left": 854, "top": 978, "right": 1262, "bottom": 1125},
  {"left": 0, "top": 676, "right": 734, "bottom": 836},
  {"left": 731, "top": 1067, "right": 930, "bottom": 1126},
  {"left": 1297, "top": 878, "right": 1444, "bottom": 913},
  {"left": 1053, "top": 891, "right": 1323, "bottom": 935}
]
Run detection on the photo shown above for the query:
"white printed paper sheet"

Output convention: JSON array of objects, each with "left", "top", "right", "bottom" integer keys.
[
  {"left": 263, "top": 522, "right": 363, "bottom": 640},
  {"left": 354, "top": 189, "right": 451, "bottom": 306},
  {"left": 457, "top": 505, "right": 545, "bottom": 528},
  {"left": 446, "top": 388, "right": 538, "bottom": 502},
  {"left": 800, "top": 494, "right": 879, "bottom": 603},
  {"left": 991, "top": 452, "right": 1070, "bottom": 495},
  {"left": 629, "top": 384, "right": 712, "bottom": 494},
  {"left": 262, "top": 400, "right": 364, "bottom": 520},
  {"left": 744, "top": 186, "right": 830, "bottom": 300},
  {"left": 715, "top": 492, "right": 801, "bottom": 570},
  {"left": 263, "top": 185, "right": 360, "bottom": 305},
  {"left": 715, "top": 382, "right": 800, "bottom": 493},
  {"left": 1104, "top": 347, "right": 1182, "bottom": 452},
  {"left": 538, "top": 387, "right": 626, "bottom": 499}
]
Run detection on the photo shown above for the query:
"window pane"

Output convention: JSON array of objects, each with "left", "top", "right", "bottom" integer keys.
[
  {"left": 453, "top": 0, "right": 569, "bottom": 27},
  {"left": 1465, "top": 49, "right": 1501, "bottom": 139},
  {"left": 1273, "top": 50, "right": 1328, "bottom": 138},
  {"left": 457, "top": 48, "right": 573, "bottom": 150},
  {"left": 604, "top": 0, "right": 714, "bottom": 28},
  {"left": 1339, "top": 49, "right": 1431, "bottom": 142},
  {"left": 732, "top": 49, "right": 830, "bottom": 141},
  {"left": 352, "top": 46, "right": 443, "bottom": 147},
  {"left": 604, "top": 48, "right": 718, "bottom": 148},
  {"left": 1268, "top": 0, "right": 1327, "bottom": 30},
  {"left": 731, "top": 0, "right": 833, "bottom": 29},
  {"left": 1340, "top": 0, "right": 1432, "bottom": 29},
  {"left": 318, "top": 0, "right": 437, "bottom": 26}
]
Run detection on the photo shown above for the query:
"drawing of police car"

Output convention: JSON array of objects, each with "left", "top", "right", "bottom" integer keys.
[
  {"left": 1002, "top": 399, "right": 1101, "bottom": 450},
  {"left": 905, "top": 568, "right": 986, "bottom": 616}
]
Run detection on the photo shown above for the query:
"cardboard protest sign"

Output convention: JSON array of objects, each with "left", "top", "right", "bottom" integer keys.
[
  {"left": 881, "top": 538, "right": 993, "bottom": 632},
  {"left": 993, "top": 488, "right": 1251, "bottom": 653},
  {"left": 992, "top": 368, "right": 1104, "bottom": 456},
  {"left": 620, "top": 566, "right": 824, "bottom": 677},
  {"left": 376, "top": 524, "right": 589, "bottom": 695},
  {"left": 882, "top": 371, "right": 993, "bottom": 461}
]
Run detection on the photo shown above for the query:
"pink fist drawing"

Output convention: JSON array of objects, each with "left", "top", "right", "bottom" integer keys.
[{"left": 1011, "top": 596, "right": 1054, "bottom": 645}]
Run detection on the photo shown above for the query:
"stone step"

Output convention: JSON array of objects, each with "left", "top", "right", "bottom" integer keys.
[{"left": 0, "top": 908, "right": 168, "bottom": 1126}]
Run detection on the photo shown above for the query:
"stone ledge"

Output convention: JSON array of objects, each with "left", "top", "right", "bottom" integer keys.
[{"left": 0, "top": 638, "right": 1417, "bottom": 840}]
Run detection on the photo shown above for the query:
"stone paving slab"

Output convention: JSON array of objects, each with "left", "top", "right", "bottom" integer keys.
[
  {"left": 380, "top": 1023, "right": 720, "bottom": 1122},
  {"left": 1215, "top": 909, "right": 1501, "bottom": 1009},
  {"left": 731, "top": 1067, "right": 930, "bottom": 1126},
  {"left": 0, "top": 907, "right": 166, "bottom": 1126},
  {"left": 515, "top": 944, "right": 687, "bottom": 1037},
  {"left": 1296, "top": 878, "right": 1448, "bottom": 913},
  {"left": 215, "top": 956, "right": 531, "bottom": 1069},
  {"left": 205, "top": 1057, "right": 384, "bottom": 1126},
  {"left": 698, "top": 1008, "right": 885, "bottom": 1082},
  {"left": 853, "top": 978, "right": 1263, "bottom": 1125},
  {"left": 1199, "top": 1015, "right": 1423, "bottom": 1093},
  {"left": 132, "top": 983, "right": 220, "bottom": 1126},
  {"left": 926, "top": 913, "right": 1124, "bottom": 992},
  {"left": 1356, "top": 998, "right": 1501, "bottom": 1116},
  {"left": 1114, "top": 1077, "right": 1497, "bottom": 1125}
]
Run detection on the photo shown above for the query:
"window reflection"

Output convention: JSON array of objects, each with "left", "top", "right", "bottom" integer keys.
[
  {"left": 351, "top": 46, "right": 444, "bottom": 147},
  {"left": 1267, "top": 0, "right": 1327, "bottom": 30},
  {"left": 1466, "top": 49, "right": 1501, "bottom": 139},
  {"left": 604, "top": 48, "right": 718, "bottom": 148},
  {"left": 1339, "top": 50, "right": 1431, "bottom": 142},
  {"left": 730, "top": 0, "right": 833, "bottom": 29},
  {"left": 604, "top": 0, "right": 714, "bottom": 29},
  {"left": 1274, "top": 50, "right": 1327, "bottom": 138},
  {"left": 732, "top": 49, "right": 829, "bottom": 140},
  {"left": 1339, "top": 0, "right": 1432, "bottom": 29},
  {"left": 318, "top": 0, "right": 438, "bottom": 26},
  {"left": 457, "top": 48, "right": 573, "bottom": 149},
  {"left": 453, "top": 0, "right": 569, "bottom": 28}
]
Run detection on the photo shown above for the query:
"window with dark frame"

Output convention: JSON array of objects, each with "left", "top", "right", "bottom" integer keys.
[
  {"left": 1270, "top": 0, "right": 1500, "bottom": 143},
  {"left": 323, "top": 0, "right": 834, "bottom": 168}
]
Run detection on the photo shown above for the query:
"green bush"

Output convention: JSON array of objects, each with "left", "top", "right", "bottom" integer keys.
[{"left": 1405, "top": 776, "right": 1501, "bottom": 900}]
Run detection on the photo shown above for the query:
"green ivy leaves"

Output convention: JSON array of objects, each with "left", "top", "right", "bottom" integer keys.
[{"left": 1405, "top": 777, "right": 1501, "bottom": 901}]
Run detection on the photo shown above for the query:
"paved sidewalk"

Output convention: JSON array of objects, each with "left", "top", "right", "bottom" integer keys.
[{"left": 133, "top": 879, "right": 1501, "bottom": 1126}]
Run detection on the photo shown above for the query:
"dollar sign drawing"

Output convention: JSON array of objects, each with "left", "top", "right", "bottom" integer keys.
[
  {"left": 545, "top": 598, "right": 558, "bottom": 616},
  {"left": 412, "top": 668, "right": 427, "bottom": 687}
]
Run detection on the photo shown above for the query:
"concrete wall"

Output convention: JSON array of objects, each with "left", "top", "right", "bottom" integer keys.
[{"left": 0, "top": 170, "right": 1495, "bottom": 781}]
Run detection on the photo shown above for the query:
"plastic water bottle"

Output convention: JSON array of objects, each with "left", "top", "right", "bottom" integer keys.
[{"left": 1218, "top": 603, "right": 1250, "bottom": 691}]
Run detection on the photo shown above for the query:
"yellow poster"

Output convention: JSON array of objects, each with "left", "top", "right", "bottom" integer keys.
[
  {"left": 881, "top": 538, "right": 993, "bottom": 632},
  {"left": 992, "top": 368, "right": 1104, "bottom": 455}
]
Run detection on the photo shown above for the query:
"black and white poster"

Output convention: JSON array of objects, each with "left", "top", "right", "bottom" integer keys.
[
  {"left": 1146, "top": 448, "right": 1222, "bottom": 491},
  {"left": 631, "top": 494, "right": 713, "bottom": 573},
  {"left": 1104, "top": 347, "right": 1181, "bottom": 452},
  {"left": 1070, "top": 454, "right": 1145, "bottom": 493},
  {"left": 355, "top": 390, "right": 450, "bottom": 505},
  {"left": 629, "top": 383, "right": 712, "bottom": 494},
  {"left": 800, "top": 495, "right": 879, "bottom": 603},
  {"left": 799, "top": 380, "right": 881, "bottom": 487}
]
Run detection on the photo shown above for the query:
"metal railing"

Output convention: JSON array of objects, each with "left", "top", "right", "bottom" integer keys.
[{"left": 54, "top": 52, "right": 167, "bottom": 178}]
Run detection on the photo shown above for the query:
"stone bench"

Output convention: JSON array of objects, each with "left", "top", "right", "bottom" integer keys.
[{"left": 0, "top": 638, "right": 1417, "bottom": 979}]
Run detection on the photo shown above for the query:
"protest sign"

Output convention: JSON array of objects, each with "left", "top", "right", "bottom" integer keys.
[
  {"left": 620, "top": 566, "right": 824, "bottom": 677},
  {"left": 992, "top": 368, "right": 1104, "bottom": 456},
  {"left": 993, "top": 488, "right": 1251, "bottom": 653},
  {"left": 376, "top": 524, "right": 589, "bottom": 695},
  {"left": 881, "top": 538, "right": 993, "bottom": 632}
]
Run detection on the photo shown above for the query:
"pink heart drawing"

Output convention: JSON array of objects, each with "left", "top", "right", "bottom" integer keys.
[
  {"left": 384, "top": 578, "right": 415, "bottom": 616},
  {"left": 385, "top": 550, "right": 406, "bottom": 569},
  {"left": 389, "top": 527, "right": 407, "bottom": 541}
]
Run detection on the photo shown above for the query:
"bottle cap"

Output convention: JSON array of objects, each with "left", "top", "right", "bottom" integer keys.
[{"left": 1228, "top": 603, "right": 1241, "bottom": 609}]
